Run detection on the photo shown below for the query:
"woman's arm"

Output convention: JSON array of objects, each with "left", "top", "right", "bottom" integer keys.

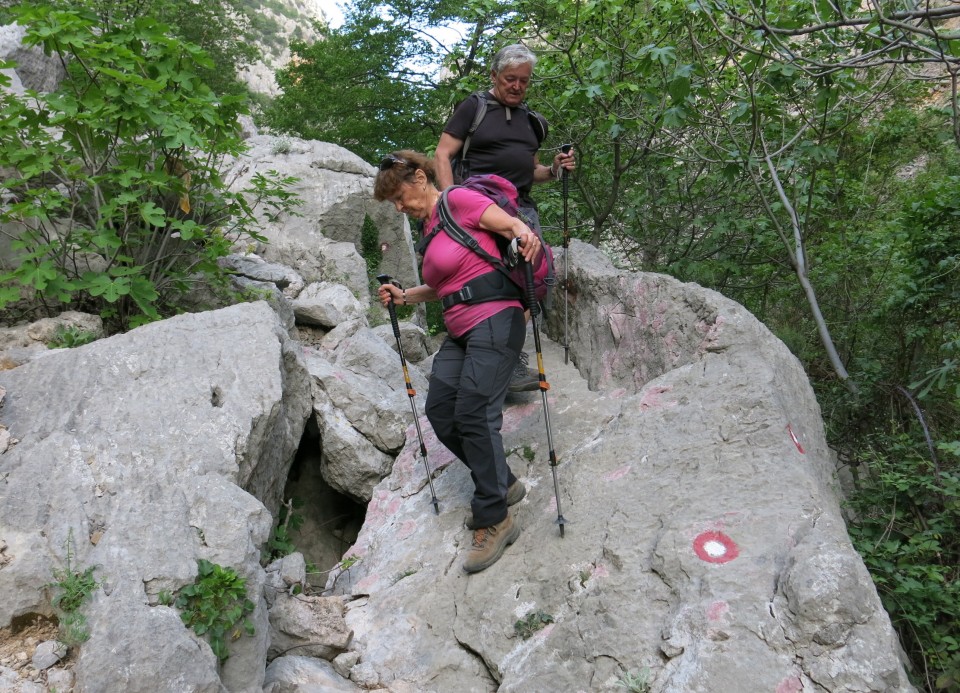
[
  {"left": 378, "top": 283, "right": 438, "bottom": 307},
  {"left": 477, "top": 203, "right": 542, "bottom": 264}
]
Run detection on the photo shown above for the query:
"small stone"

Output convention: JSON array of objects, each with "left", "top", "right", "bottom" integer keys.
[
  {"left": 350, "top": 661, "right": 380, "bottom": 687},
  {"left": 333, "top": 651, "right": 360, "bottom": 678},
  {"left": 31, "top": 640, "right": 67, "bottom": 670},
  {"left": 46, "top": 666, "right": 75, "bottom": 691}
]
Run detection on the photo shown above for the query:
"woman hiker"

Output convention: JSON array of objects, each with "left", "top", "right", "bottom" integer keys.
[{"left": 374, "top": 150, "right": 536, "bottom": 574}]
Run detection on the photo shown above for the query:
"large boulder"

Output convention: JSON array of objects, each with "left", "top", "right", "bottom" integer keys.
[
  {"left": 225, "top": 136, "right": 420, "bottom": 297},
  {"left": 322, "top": 240, "right": 913, "bottom": 692},
  {"left": 0, "top": 301, "right": 312, "bottom": 692}
]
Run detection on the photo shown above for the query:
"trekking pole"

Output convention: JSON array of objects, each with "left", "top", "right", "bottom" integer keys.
[
  {"left": 560, "top": 143, "right": 572, "bottom": 365},
  {"left": 518, "top": 246, "right": 567, "bottom": 537},
  {"left": 376, "top": 274, "right": 440, "bottom": 515}
]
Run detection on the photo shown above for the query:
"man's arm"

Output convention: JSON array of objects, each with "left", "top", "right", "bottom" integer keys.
[
  {"left": 531, "top": 148, "right": 577, "bottom": 185},
  {"left": 435, "top": 132, "right": 464, "bottom": 190}
]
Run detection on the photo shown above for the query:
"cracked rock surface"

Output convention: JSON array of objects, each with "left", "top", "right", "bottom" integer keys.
[{"left": 327, "top": 240, "right": 914, "bottom": 693}]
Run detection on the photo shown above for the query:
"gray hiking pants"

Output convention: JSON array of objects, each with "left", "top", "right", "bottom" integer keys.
[{"left": 425, "top": 307, "right": 525, "bottom": 528}]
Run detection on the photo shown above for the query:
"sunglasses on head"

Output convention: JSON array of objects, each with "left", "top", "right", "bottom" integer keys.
[{"left": 379, "top": 154, "right": 410, "bottom": 171}]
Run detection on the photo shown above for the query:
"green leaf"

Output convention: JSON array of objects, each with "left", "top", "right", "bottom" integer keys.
[{"left": 140, "top": 202, "right": 167, "bottom": 228}]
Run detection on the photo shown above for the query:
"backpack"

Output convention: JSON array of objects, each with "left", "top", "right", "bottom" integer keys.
[
  {"left": 451, "top": 91, "right": 549, "bottom": 184},
  {"left": 415, "top": 174, "right": 556, "bottom": 312}
]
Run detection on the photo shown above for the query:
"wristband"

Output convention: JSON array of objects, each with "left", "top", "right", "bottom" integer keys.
[{"left": 402, "top": 290, "right": 408, "bottom": 304}]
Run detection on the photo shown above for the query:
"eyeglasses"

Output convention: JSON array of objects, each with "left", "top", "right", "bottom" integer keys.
[{"left": 379, "top": 154, "right": 410, "bottom": 171}]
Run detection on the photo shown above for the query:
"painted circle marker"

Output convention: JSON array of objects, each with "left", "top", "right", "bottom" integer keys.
[{"left": 693, "top": 531, "right": 739, "bottom": 564}]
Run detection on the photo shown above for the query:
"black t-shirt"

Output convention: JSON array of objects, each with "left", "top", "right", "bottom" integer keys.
[{"left": 444, "top": 94, "right": 546, "bottom": 204}]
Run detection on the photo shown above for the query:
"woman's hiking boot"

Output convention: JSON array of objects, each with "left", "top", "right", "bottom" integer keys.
[
  {"left": 463, "top": 511, "right": 521, "bottom": 574},
  {"left": 464, "top": 481, "right": 527, "bottom": 530},
  {"left": 508, "top": 352, "right": 539, "bottom": 392}
]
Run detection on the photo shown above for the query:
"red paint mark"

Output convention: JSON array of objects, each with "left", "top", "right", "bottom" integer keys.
[
  {"left": 776, "top": 676, "right": 803, "bottom": 693},
  {"left": 693, "top": 531, "right": 740, "bottom": 564},
  {"left": 603, "top": 464, "right": 631, "bottom": 481},
  {"left": 787, "top": 424, "right": 805, "bottom": 453},
  {"left": 706, "top": 600, "right": 729, "bottom": 621}
]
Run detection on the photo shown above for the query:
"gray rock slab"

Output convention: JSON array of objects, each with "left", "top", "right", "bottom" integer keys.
[
  {"left": 224, "top": 136, "right": 419, "bottom": 295},
  {"left": 324, "top": 242, "right": 914, "bottom": 692},
  {"left": 0, "top": 302, "right": 312, "bottom": 692}
]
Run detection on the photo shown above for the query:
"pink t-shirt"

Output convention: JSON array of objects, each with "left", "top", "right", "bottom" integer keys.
[{"left": 422, "top": 187, "right": 522, "bottom": 338}]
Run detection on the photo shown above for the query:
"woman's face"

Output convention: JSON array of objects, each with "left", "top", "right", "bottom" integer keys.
[{"left": 388, "top": 178, "right": 432, "bottom": 220}]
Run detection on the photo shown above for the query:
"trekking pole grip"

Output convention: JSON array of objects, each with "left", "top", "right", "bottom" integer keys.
[
  {"left": 376, "top": 273, "right": 404, "bottom": 340},
  {"left": 523, "top": 259, "right": 540, "bottom": 319}
]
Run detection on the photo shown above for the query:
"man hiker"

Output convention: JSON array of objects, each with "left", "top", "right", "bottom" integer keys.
[{"left": 435, "top": 43, "right": 576, "bottom": 393}]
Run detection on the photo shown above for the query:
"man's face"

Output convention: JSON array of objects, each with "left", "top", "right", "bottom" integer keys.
[{"left": 491, "top": 63, "right": 532, "bottom": 107}]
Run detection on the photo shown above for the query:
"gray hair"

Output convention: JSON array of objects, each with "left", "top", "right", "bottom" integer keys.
[{"left": 490, "top": 44, "right": 537, "bottom": 73}]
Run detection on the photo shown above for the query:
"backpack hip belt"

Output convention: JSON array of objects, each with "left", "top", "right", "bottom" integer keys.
[{"left": 440, "top": 270, "right": 522, "bottom": 311}]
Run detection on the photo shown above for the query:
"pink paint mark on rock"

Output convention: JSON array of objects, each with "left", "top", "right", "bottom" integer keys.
[
  {"left": 776, "top": 675, "right": 803, "bottom": 693},
  {"left": 603, "top": 464, "right": 631, "bottom": 481},
  {"left": 787, "top": 424, "right": 805, "bottom": 453},
  {"left": 545, "top": 495, "right": 558, "bottom": 514},
  {"left": 693, "top": 531, "right": 740, "bottom": 564},
  {"left": 396, "top": 519, "right": 417, "bottom": 540},
  {"left": 608, "top": 387, "right": 628, "bottom": 399},
  {"left": 354, "top": 574, "right": 379, "bottom": 593},
  {"left": 592, "top": 562, "right": 610, "bottom": 579},
  {"left": 639, "top": 385, "right": 676, "bottom": 411},
  {"left": 706, "top": 600, "right": 729, "bottom": 622}
]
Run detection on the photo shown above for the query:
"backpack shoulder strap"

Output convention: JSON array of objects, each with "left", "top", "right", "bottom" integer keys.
[
  {"left": 526, "top": 107, "right": 548, "bottom": 145},
  {"left": 460, "top": 91, "right": 490, "bottom": 162},
  {"left": 437, "top": 187, "right": 512, "bottom": 275}
]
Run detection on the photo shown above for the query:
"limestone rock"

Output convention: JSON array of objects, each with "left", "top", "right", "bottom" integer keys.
[
  {"left": 267, "top": 594, "right": 353, "bottom": 661},
  {"left": 224, "top": 136, "right": 420, "bottom": 296},
  {"left": 323, "top": 240, "right": 913, "bottom": 692},
  {"left": 0, "top": 302, "right": 312, "bottom": 692},
  {"left": 291, "top": 282, "right": 365, "bottom": 329},
  {"left": 263, "top": 655, "right": 361, "bottom": 693}
]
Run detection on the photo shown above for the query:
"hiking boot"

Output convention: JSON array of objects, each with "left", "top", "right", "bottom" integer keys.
[
  {"left": 463, "top": 511, "right": 521, "bottom": 574},
  {"left": 508, "top": 352, "right": 539, "bottom": 393},
  {"left": 465, "top": 481, "right": 527, "bottom": 529}
]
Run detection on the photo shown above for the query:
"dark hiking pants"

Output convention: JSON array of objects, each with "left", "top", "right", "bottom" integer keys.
[{"left": 425, "top": 307, "right": 525, "bottom": 528}]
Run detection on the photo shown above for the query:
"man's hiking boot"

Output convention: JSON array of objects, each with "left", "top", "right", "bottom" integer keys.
[
  {"left": 465, "top": 481, "right": 526, "bottom": 530},
  {"left": 463, "top": 511, "right": 521, "bottom": 574},
  {"left": 508, "top": 352, "right": 539, "bottom": 393}
]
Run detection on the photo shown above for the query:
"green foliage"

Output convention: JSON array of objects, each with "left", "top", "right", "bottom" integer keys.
[
  {"left": 616, "top": 667, "right": 651, "bottom": 693},
  {"left": 47, "top": 529, "right": 99, "bottom": 646},
  {"left": 514, "top": 610, "right": 554, "bottom": 639},
  {"left": 175, "top": 559, "right": 255, "bottom": 663},
  {"left": 0, "top": 4, "right": 300, "bottom": 331},
  {"left": 47, "top": 324, "right": 98, "bottom": 349},
  {"left": 258, "top": 0, "right": 467, "bottom": 161},
  {"left": 267, "top": 498, "right": 306, "bottom": 561},
  {"left": 361, "top": 215, "right": 383, "bottom": 275},
  {"left": 847, "top": 436, "right": 960, "bottom": 690}
]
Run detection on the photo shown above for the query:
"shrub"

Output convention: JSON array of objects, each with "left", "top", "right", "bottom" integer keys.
[
  {"left": 0, "top": 5, "right": 300, "bottom": 332},
  {"left": 846, "top": 435, "right": 960, "bottom": 690},
  {"left": 47, "top": 529, "right": 100, "bottom": 647},
  {"left": 175, "top": 559, "right": 254, "bottom": 663}
]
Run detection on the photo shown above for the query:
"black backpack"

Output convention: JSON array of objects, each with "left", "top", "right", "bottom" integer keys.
[{"left": 451, "top": 91, "right": 548, "bottom": 184}]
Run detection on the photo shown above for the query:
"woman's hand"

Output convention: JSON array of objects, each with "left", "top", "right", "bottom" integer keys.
[
  {"left": 379, "top": 283, "right": 402, "bottom": 306},
  {"left": 515, "top": 226, "right": 542, "bottom": 264}
]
